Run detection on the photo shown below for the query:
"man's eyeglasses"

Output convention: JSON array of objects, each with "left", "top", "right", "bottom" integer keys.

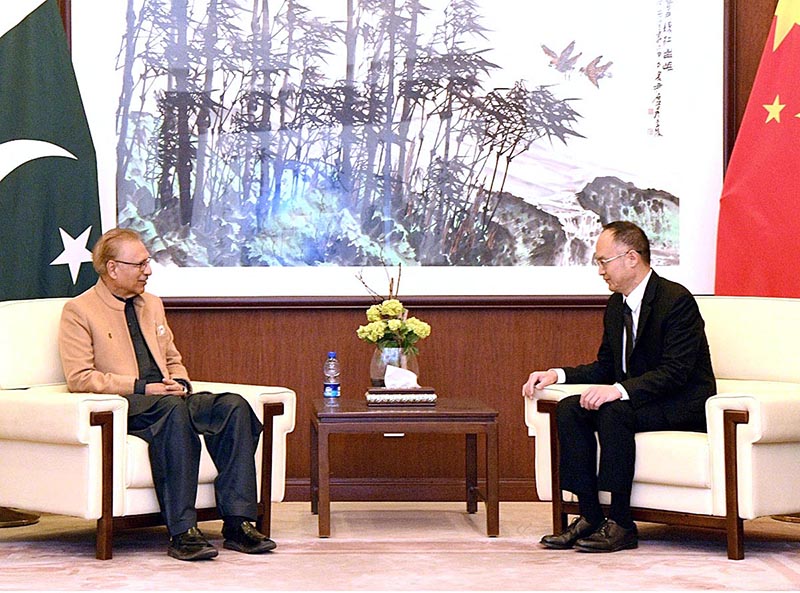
[
  {"left": 591, "top": 250, "right": 640, "bottom": 268},
  {"left": 113, "top": 257, "right": 152, "bottom": 271}
]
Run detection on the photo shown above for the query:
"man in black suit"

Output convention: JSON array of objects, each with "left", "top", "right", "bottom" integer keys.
[{"left": 522, "top": 221, "right": 716, "bottom": 552}]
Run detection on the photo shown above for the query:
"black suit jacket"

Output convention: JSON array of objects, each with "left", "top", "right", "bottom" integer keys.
[{"left": 564, "top": 271, "right": 716, "bottom": 428}]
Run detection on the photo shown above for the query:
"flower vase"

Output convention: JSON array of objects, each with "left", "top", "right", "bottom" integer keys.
[{"left": 370, "top": 347, "right": 419, "bottom": 387}]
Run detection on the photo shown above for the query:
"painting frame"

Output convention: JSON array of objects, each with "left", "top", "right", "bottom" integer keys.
[{"left": 67, "top": 0, "right": 730, "bottom": 300}]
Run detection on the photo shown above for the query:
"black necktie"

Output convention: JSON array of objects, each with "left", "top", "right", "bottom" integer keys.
[{"left": 623, "top": 302, "right": 635, "bottom": 375}]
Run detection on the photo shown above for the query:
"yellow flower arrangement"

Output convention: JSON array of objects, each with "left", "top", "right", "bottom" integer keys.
[
  {"left": 355, "top": 266, "right": 431, "bottom": 355},
  {"left": 356, "top": 298, "right": 431, "bottom": 354}
]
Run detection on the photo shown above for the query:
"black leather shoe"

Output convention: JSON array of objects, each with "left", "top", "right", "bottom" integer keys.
[
  {"left": 574, "top": 519, "right": 638, "bottom": 553},
  {"left": 222, "top": 521, "right": 277, "bottom": 554},
  {"left": 168, "top": 526, "right": 218, "bottom": 561},
  {"left": 540, "top": 516, "right": 599, "bottom": 549}
]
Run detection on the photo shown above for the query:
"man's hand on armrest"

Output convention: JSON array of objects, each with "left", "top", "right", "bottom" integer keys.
[{"left": 522, "top": 369, "right": 559, "bottom": 399}]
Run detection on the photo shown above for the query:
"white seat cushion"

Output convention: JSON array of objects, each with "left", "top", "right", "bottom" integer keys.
[{"left": 633, "top": 431, "right": 710, "bottom": 488}]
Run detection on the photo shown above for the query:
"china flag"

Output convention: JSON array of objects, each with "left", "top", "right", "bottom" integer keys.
[{"left": 716, "top": 0, "right": 800, "bottom": 297}]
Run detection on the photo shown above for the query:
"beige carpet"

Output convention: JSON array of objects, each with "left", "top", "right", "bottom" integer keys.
[{"left": 1, "top": 501, "right": 800, "bottom": 591}]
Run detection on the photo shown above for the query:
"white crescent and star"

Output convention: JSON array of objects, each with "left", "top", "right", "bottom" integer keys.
[{"left": 0, "top": 1, "right": 95, "bottom": 286}]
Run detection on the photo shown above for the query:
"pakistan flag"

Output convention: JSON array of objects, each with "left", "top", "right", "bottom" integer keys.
[{"left": 0, "top": 0, "right": 101, "bottom": 301}]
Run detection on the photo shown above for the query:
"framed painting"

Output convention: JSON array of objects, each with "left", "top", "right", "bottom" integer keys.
[{"left": 71, "top": 0, "right": 725, "bottom": 298}]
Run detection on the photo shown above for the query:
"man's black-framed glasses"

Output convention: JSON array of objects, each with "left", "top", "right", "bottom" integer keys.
[{"left": 113, "top": 257, "right": 152, "bottom": 271}]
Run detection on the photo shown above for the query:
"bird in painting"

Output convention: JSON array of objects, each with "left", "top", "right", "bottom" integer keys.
[
  {"left": 581, "top": 55, "right": 613, "bottom": 87},
  {"left": 541, "top": 40, "right": 582, "bottom": 75}
]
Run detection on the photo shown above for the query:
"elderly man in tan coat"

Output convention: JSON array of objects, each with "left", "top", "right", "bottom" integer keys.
[{"left": 59, "top": 228, "right": 275, "bottom": 561}]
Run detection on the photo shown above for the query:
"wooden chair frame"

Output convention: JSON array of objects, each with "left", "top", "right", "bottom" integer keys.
[
  {"left": 89, "top": 401, "right": 284, "bottom": 560},
  {"left": 537, "top": 399, "right": 750, "bottom": 560}
]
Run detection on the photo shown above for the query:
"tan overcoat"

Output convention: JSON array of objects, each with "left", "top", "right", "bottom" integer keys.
[{"left": 59, "top": 279, "right": 189, "bottom": 395}]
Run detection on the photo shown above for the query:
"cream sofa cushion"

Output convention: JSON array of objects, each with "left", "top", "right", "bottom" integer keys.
[
  {"left": 698, "top": 296, "right": 800, "bottom": 383},
  {"left": 633, "top": 431, "right": 709, "bottom": 488},
  {"left": 0, "top": 297, "right": 70, "bottom": 389}
]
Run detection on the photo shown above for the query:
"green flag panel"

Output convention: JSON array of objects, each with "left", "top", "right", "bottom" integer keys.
[{"left": 0, "top": 0, "right": 101, "bottom": 300}]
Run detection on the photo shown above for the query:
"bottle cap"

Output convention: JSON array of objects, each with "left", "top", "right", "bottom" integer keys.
[{"left": 327, "top": 351, "right": 336, "bottom": 358}]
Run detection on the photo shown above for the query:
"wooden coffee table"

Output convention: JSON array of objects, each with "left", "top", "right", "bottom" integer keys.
[{"left": 310, "top": 398, "right": 499, "bottom": 537}]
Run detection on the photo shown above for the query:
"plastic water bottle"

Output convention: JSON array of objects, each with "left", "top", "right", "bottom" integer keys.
[{"left": 323, "top": 351, "right": 341, "bottom": 403}]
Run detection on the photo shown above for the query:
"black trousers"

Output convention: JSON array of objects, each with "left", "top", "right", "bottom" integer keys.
[
  {"left": 126, "top": 392, "right": 263, "bottom": 536},
  {"left": 555, "top": 395, "right": 702, "bottom": 497}
]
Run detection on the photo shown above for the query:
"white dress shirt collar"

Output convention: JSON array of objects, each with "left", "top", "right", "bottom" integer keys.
[{"left": 624, "top": 269, "right": 652, "bottom": 316}]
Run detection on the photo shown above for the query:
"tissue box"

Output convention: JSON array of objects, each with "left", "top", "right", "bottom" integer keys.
[{"left": 365, "top": 387, "right": 437, "bottom": 406}]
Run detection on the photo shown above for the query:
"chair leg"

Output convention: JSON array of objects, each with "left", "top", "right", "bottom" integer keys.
[
  {"left": 549, "top": 416, "right": 567, "bottom": 534},
  {"left": 91, "top": 411, "right": 115, "bottom": 560},
  {"left": 95, "top": 516, "right": 112, "bottom": 561},
  {"left": 537, "top": 399, "right": 568, "bottom": 534},
  {"left": 256, "top": 402, "right": 284, "bottom": 537},
  {"left": 723, "top": 409, "right": 749, "bottom": 560},
  {"left": 726, "top": 516, "right": 744, "bottom": 560}
]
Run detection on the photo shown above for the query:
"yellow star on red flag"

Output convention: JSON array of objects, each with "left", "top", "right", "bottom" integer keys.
[
  {"left": 763, "top": 95, "right": 786, "bottom": 122},
  {"left": 774, "top": 0, "right": 800, "bottom": 50}
]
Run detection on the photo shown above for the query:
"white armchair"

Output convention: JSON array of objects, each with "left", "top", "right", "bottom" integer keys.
[
  {"left": 525, "top": 296, "right": 800, "bottom": 559},
  {"left": 0, "top": 297, "right": 296, "bottom": 559}
]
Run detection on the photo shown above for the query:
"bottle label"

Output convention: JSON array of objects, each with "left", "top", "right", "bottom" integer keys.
[{"left": 323, "top": 383, "right": 340, "bottom": 398}]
